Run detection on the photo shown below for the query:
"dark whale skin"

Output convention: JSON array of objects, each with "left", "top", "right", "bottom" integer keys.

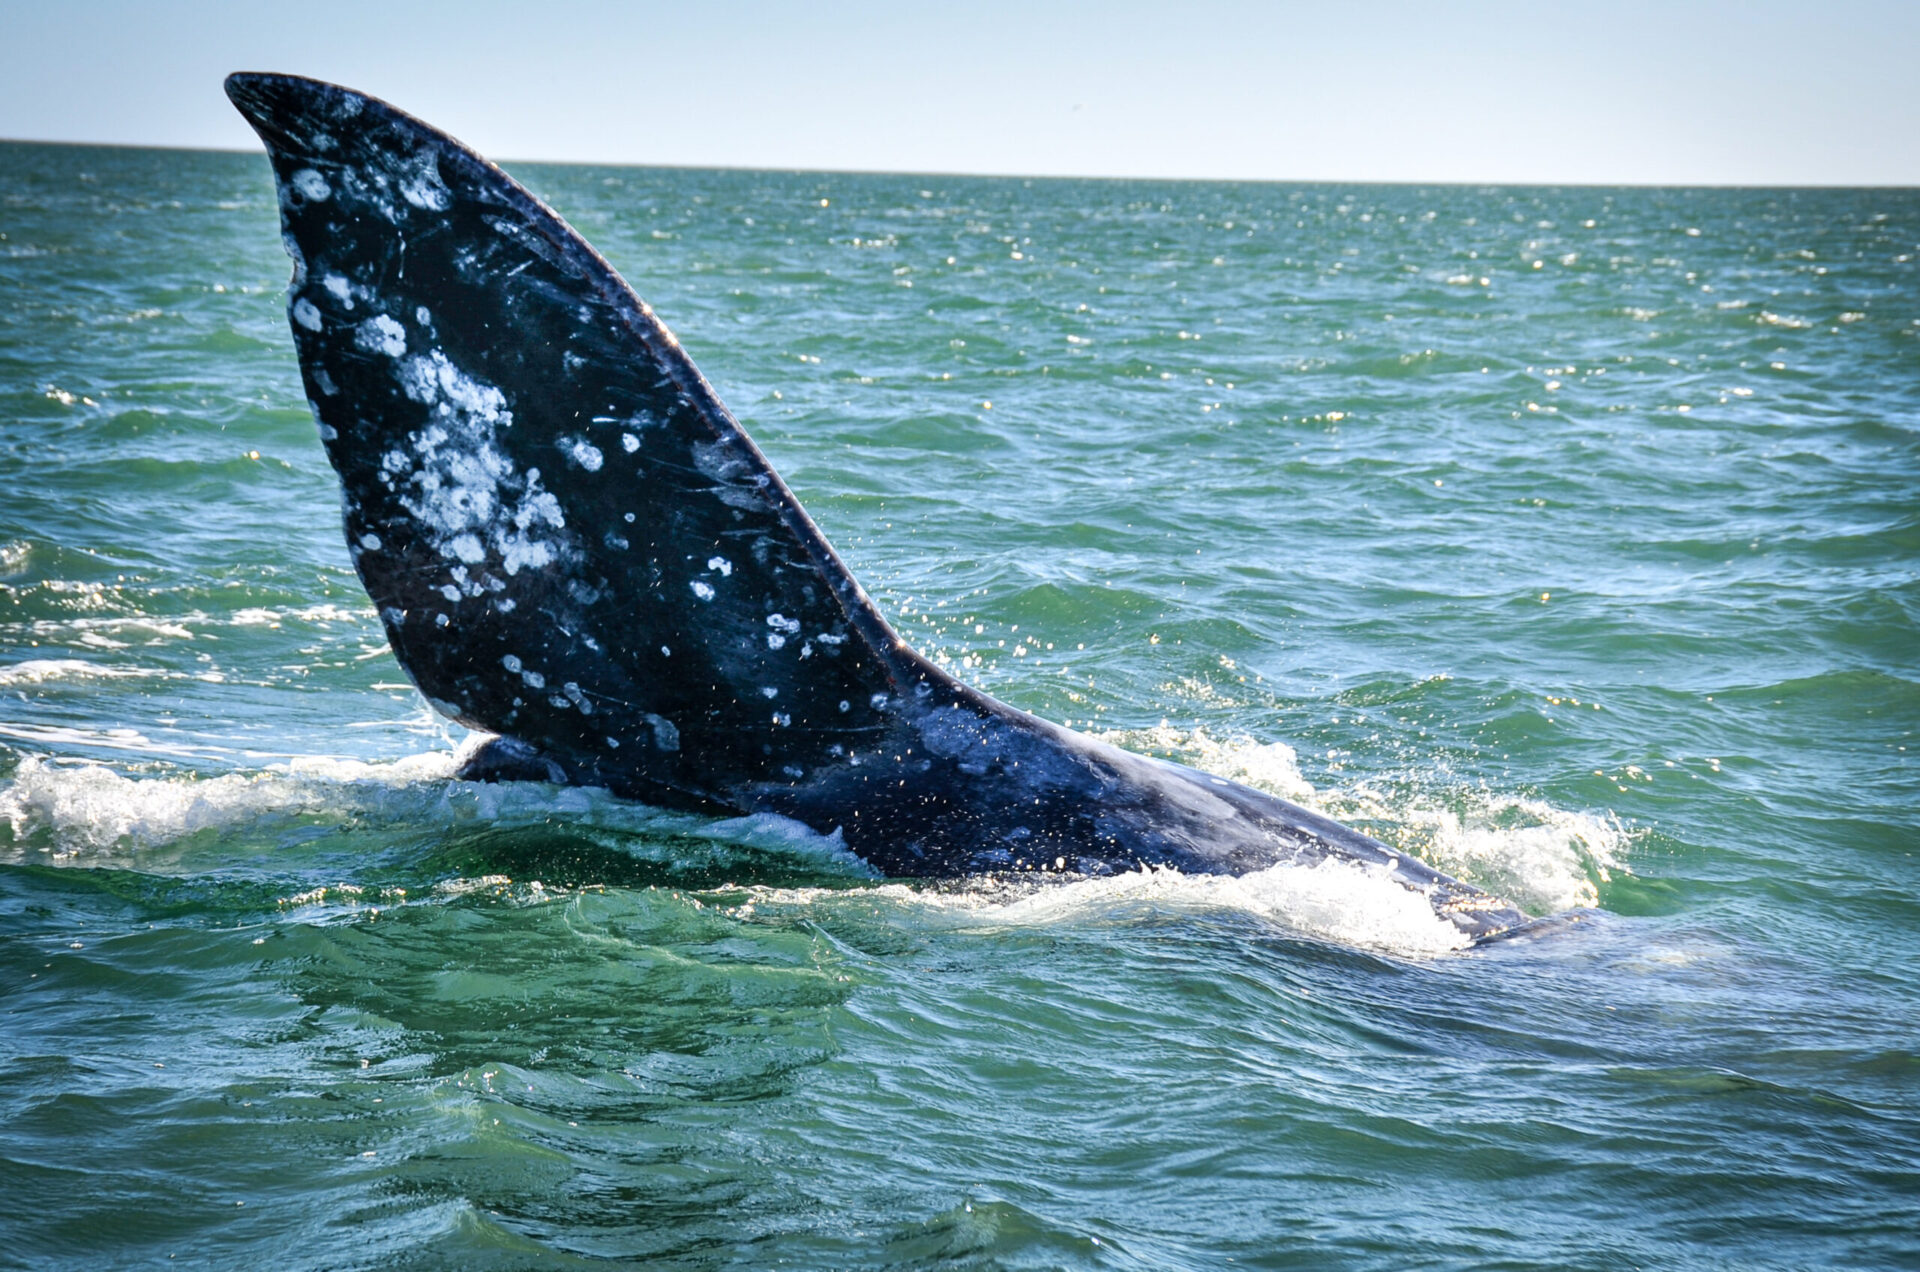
[{"left": 225, "top": 71, "right": 1532, "bottom": 943}]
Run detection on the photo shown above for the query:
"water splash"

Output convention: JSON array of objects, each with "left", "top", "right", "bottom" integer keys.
[
  {"left": 0, "top": 750, "right": 458, "bottom": 857},
  {"left": 738, "top": 858, "right": 1474, "bottom": 956},
  {"left": 1095, "top": 723, "right": 1627, "bottom": 913},
  {"left": 0, "top": 743, "right": 872, "bottom": 881},
  {"left": 0, "top": 718, "right": 1618, "bottom": 949}
]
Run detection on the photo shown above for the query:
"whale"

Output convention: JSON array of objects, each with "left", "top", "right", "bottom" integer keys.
[{"left": 224, "top": 72, "right": 1533, "bottom": 943}]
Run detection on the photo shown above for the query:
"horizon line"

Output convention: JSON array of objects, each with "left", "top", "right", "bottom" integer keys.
[{"left": 3, "top": 135, "right": 1916, "bottom": 194}]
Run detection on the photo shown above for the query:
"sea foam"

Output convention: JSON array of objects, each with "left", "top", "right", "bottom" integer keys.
[
  {"left": 0, "top": 723, "right": 1622, "bottom": 954},
  {"left": 1089, "top": 724, "right": 1625, "bottom": 915}
]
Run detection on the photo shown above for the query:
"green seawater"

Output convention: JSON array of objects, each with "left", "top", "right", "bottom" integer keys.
[{"left": 1, "top": 140, "right": 1916, "bottom": 1269}]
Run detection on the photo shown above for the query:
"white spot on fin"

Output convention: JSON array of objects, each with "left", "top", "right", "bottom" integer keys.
[
  {"left": 290, "top": 168, "right": 331, "bottom": 202},
  {"left": 564, "top": 437, "right": 603, "bottom": 471},
  {"left": 355, "top": 315, "right": 406, "bottom": 358},
  {"left": 644, "top": 713, "right": 680, "bottom": 751},
  {"left": 396, "top": 149, "right": 451, "bottom": 211}
]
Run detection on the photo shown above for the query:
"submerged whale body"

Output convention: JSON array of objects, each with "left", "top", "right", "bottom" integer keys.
[{"left": 226, "top": 72, "right": 1533, "bottom": 942}]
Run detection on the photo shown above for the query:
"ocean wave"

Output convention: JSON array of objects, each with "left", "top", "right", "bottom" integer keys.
[
  {"left": 0, "top": 744, "right": 869, "bottom": 878},
  {"left": 15, "top": 603, "right": 374, "bottom": 646},
  {"left": 0, "top": 721, "right": 1619, "bottom": 952},
  {"left": 0, "top": 750, "right": 457, "bottom": 857},
  {"left": 0, "top": 658, "right": 155, "bottom": 686}
]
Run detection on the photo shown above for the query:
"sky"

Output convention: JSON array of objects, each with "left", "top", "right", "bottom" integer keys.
[{"left": 1, "top": 0, "right": 1916, "bottom": 186}]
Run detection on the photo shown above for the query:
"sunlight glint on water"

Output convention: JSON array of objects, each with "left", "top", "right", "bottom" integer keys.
[{"left": 1, "top": 142, "right": 1916, "bottom": 1269}]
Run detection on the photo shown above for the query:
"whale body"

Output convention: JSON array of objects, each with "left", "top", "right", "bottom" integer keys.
[{"left": 225, "top": 72, "right": 1532, "bottom": 943}]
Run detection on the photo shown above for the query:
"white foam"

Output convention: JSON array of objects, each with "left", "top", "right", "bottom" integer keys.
[
  {"left": 0, "top": 747, "right": 866, "bottom": 875},
  {"left": 16, "top": 607, "right": 370, "bottom": 658},
  {"left": 1091, "top": 724, "right": 1627, "bottom": 914},
  {"left": 734, "top": 857, "right": 1469, "bottom": 957},
  {"left": 0, "top": 659, "right": 152, "bottom": 686},
  {"left": 0, "top": 718, "right": 1624, "bottom": 951},
  {"left": 1096, "top": 724, "right": 1314, "bottom": 801},
  {"left": 0, "top": 751, "right": 465, "bottom": 856},
  {"left": 0, "top": 722, "right": 239, "bottom": 762},
  {"left": 1385, "top": 796, "right": 1624, "bottom": 913},
  {"left": 984, "top": 858, "right": 1467, "bottom": 952}
]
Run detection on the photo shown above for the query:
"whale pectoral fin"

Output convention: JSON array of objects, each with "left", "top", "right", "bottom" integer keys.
[{"left": 226, "top": 73, "right": 908, "bottom": 807}]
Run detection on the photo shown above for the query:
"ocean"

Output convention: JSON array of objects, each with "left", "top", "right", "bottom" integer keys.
[{"left": 1, "top": 139, "right": 1916, "bottom": 1269}]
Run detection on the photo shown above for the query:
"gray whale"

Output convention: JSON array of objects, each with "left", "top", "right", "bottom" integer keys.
[{"left": 225, "top": 72, "right": 1533, "bottom": 943}]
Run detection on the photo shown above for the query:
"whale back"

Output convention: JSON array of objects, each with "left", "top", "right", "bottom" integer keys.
[{"left": 226, "top": 72, "right": 912, "bottom": 810}]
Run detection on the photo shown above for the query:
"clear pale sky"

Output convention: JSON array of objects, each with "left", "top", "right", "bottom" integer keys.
[{"left": 2, "top": 0, "right": 1916, "bottom": 185}]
